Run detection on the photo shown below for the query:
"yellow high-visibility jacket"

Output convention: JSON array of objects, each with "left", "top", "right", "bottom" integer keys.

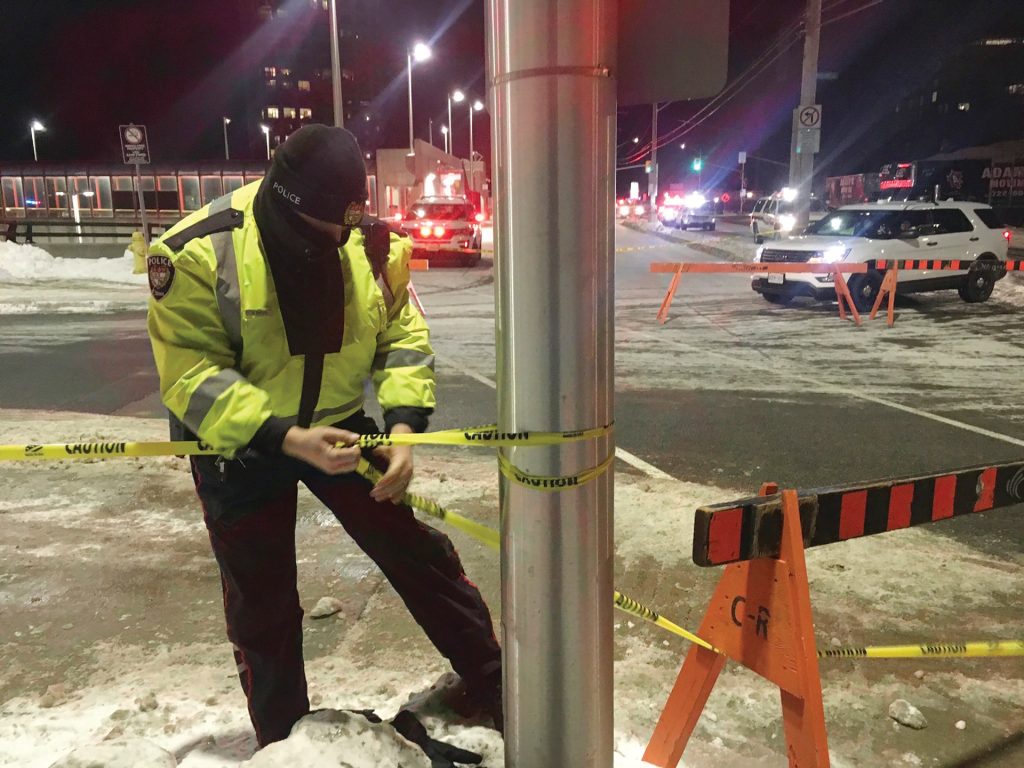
[{"left": 146, "top": 181, "right": 435, "bottom": 455}]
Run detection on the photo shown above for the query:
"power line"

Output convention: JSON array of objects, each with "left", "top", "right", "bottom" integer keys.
[{"left": 624, "top": 0, "right": 888, "bottom": 164}]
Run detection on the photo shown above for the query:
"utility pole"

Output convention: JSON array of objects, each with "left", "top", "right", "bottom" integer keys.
[
  {"left": 788, "top": 0, "right": 822, "bottom": 228},
  {"left": 649, "top": 102, "right": 659, "bottom": 221},
  {"left": 486, "top": 0, "right": 615, "bottom": 765},
  {"left": 328, "top": 0, "right": 344, "bottom": 127}
]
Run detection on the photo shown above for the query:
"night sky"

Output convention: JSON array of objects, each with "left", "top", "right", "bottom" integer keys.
[{"left": 2, "top": 0, "right": 1022, "bottom": 193}]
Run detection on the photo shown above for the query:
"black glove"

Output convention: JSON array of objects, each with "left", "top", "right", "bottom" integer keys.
[
  {"left": 361, "top": 219, "right": 391, "bottom": 278},
  {"left": 390, "top": 709, "right": 484, "bottom": 768}
]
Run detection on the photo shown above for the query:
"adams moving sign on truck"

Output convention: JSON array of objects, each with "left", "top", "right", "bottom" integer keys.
[{"left": 984, "top": 159, "right": 1024, "bottom": 207}]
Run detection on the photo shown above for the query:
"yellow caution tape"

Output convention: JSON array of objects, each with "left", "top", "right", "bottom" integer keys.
[
  {"left": 353, "top": 423, "right": 613, "bottom": 449},
  {"left": 0, "top": 424, "right": 613, "bottom": 462},
  {"left": 612, "top": 591, "right": 719, "bottom": 653},
  {"left": 0, "top": 441, "right": 218, "bottom": 461},
  {"left": 497, "top": 451, "right": 615, "bottom": 491},
  {"left": 818, "top": 641, "right": 1024, "bottom": 660},
  {"left": 356, "top": 458, "right": 500, "bottom": 551}
]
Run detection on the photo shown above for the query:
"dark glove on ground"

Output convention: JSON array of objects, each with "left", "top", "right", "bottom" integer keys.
[{"left": 390, "top": 709, "right": 483, "bottom": 767}]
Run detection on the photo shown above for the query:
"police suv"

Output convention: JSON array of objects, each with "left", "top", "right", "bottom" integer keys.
[{"left": 751, "top": 201, "right": 1011, "bottom": 310}]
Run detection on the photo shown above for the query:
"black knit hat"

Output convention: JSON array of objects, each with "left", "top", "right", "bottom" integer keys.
[{"left": 263, "top": 124, "right": 368, "bottom": 225}]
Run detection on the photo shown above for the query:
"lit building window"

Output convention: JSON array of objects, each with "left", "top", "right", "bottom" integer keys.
[
  {"left": 322, "top": 0, "right": 328, "bottom": 9},
  {"left": 982, "top": 38, "right": 1016, "bottom": 46},
  {"left": 957, "top": 102, "right": 971, "bottom": 111},
  {"left": 282, "top": 107, "right": 297, "bottom": 119},
  {"left": 281, "top": 68, "right": 291, "bottom": 76},
  {"left": 266, "top": 78, "right": 276, "bottom": 87},
  {"left": 264, "top": 66, "right": 276, "bottom": 77},
  {"left": 298, "top": 80, "right": 311, "bottom": 91},
  {"left": 1009, "top": 84, "right": 1024, "bottom": 95},
  {"left": 282, "top": 79, "right": 293, "bottom": 89},
  {"left": 265, "top": 106, "right": 280, "bottom": 119},
  {"left": 299, "top": 108, "right": 313, "bottom": 119},
  {"left": 931, "top": 91, "right": 938, "bottom": 103}
]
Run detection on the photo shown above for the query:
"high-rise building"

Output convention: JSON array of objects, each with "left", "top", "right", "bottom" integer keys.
[{"left": 246, "top": 0, "right": 380, "bottom": 158}]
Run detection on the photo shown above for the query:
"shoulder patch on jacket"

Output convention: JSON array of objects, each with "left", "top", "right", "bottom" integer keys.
[
  {"left": 162, "top": 207, "right": 244, "bottom": 253},
  {"left": 147, "top": 254, "right": 175, "bottom": 300}
]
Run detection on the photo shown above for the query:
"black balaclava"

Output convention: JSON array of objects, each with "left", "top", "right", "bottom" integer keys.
[{"left": 254, "top": 125, "right": 369, "bottom": 356}]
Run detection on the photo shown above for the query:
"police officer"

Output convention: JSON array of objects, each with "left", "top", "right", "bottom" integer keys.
[{"left": 147, "top": 125, "right": 502, "bottom": 747}]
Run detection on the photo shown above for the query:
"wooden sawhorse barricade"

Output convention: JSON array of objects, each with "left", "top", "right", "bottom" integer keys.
[
  {"left": 644, "top": 458, "right": 1024, "bottom": 767},
  {"left": 868, "top": 257, "right": 1023, "bottom": 327},
  {"left": 651, "top": 262, "right": 868, "bottom": 326}
]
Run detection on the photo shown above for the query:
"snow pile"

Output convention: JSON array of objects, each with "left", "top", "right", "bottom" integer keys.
[{"left": 0, "top": 241, "right": 145, "bottom": 285}]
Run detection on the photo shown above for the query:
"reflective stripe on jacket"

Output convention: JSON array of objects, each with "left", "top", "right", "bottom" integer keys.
[{"left": 146, "top": 180, "right": 435, "bottom": 454}]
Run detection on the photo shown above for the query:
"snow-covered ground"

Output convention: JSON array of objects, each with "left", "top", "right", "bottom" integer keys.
[{"left": 0, "top": 241, "right": 147, "bottom": 315}]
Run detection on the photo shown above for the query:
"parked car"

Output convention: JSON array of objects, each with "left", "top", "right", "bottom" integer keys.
[
  {"left": 399, "top": 196, "right": 482, "bottom": 266},
  {"left": 750, "top": 201, "right": 1012, "bottom": 310},
  {"left": 678, "top": 198, "right": 716, "bottom": 231},
  {"left": 749, "top": 193, "right": 827, "bottom": 243}
]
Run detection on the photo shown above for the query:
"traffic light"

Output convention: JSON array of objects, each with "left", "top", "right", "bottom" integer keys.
[
  {"left": 644, "top": 160, "right": 652, "bottom": 174},
  {"left": 691, "top": 157, "right": 703, "bottom": 172}
]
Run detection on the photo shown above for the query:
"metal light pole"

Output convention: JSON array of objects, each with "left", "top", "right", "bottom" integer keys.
[
  {"left": 407, "top": 42, "right": 432, "bottom": 153},
  {"left": 440, "top": 125, "right": 449, "bottom": 155},
  {"left": 222, "top": 117, "right": 231, "bottom": 160},
  {"left": 448, "top": 89, "right": 465, "bottom": 156},
  {"left": 429, "top": 118, "right": 434, "bottom": 146},
  {"left": 469, "top": 99, "right": 484, "bottom": 160},
  {"left": 486, "top": 0, "right": 615, "bottom": 764},
  {"left": 260, "top": 124, "right": 271, "bottom": 161},
  {"left": 469, "top": 99, "right": 484, "bottom": 190},
  {"left": 649, "top": 102, "right": 659, "bottom": 221},
  {"left": 30, "top": 120, "right": 45, "bottom": 162},
  {"left": 328, "top": 0, "right": 344, "bottom": 127}
]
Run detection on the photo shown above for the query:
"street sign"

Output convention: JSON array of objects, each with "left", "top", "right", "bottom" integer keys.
[
  {"left": 797, "top": 105, "right": 822, "bottom": 129},
  {"left": 618, "top": 1, "right": 728, "bottom": 105},
  {"left": 738, "top": 151, "right": 747, "bottom": 164},
  {"left": 120, "top": 123, "right": 150, "bottom": 165}
]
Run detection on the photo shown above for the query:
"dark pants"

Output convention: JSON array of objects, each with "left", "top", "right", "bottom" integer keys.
[{"left": 191, "top": 431, "right": 501, "bottom": 747}]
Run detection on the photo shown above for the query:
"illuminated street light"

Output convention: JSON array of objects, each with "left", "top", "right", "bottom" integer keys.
[
  {"left": 440, "top": 123, "right": 449, "bottom": 153},
  {"left": 407, "top": 42, "right": 432, "bottom": 153},
  {"left": 260, "top": 124, "right": 271, "bottom": 160},
  {"left": 632, "top": 136, "right": 639, "bottom": 144},
  {"left": 30, "top": 120, "right": 45, "bottom": 162},
  {"left": 222, "top": 117, "right": 231, "bottom": 160},
  {"left": 468, "top": 99, "right": 486, "bottom": 191},
  {"left": 447, "top": 89, "right": 465, "bottom": 156},
  {"left": 679, "top": 142, "right": 686, "bottom": 150}
]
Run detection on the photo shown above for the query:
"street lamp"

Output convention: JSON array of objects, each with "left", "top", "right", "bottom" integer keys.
[
  {"left": 679, "top": 142, "right": 686, "bottom": 150},
  {"left": 632, "top": 136, "right": 639, "bottom": 144},
  {"left": 30, "top": 120, "right": 45, "bottom": 162},
  {"left": 407, "top": 42, "right": 432, "bottom": 153},
  {"left": 260, "top": 124, "right": 271, "bottom": 161},
  {"left": 468, "top": 99, "right": 485, "bottom": 192},
  {"left": 440, "top": 124, "right": 449, "bottom": 155},
  {"left": 447, "top": 89, "right": 464, "bottom": 156},
  {"left": 469, "top": 99, "right": 484, "bottom": 161},
  {"left": 222, "top": 117, "right": 231, "bottom": 160}
]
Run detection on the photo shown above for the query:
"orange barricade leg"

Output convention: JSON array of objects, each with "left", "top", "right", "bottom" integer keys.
[
  {"left": 644, "top": 488, "right": 829, "bottom": 768},
  {"left": 869, "top": 267, "right": 898, "bottom": 328},
  {"left": 657, "top": 266, "right": 684, "bottom": 324},
  {"left": 832, "top": 271, "right": 861, "bottom": 327}
]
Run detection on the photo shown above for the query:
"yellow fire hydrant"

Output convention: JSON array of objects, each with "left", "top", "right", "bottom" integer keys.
[{"left": 130, "top": 231, "right": 148, "bottom": 275}]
